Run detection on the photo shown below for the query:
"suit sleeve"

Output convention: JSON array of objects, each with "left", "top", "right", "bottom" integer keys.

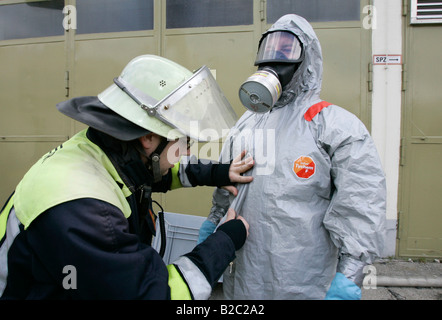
[{"left": 319, "top": 108, "right": 386, "bottom": 286}]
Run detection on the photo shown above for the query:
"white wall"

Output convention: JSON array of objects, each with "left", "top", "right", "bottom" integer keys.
[{"left": 371, "top": 0, "right": 403, "bottom": 257}]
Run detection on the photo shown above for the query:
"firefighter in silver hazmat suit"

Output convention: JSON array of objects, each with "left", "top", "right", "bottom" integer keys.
[{"left": 198, "top": 14, "right": 386, "bottom": 299}]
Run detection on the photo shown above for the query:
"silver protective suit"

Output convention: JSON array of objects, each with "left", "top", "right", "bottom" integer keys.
[{"left": 207, "top": 14, "right": 386, "bottom": 299}]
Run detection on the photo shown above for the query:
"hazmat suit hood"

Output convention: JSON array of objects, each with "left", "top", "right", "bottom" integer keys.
[{"left": 264, "top": 14, "right": 323, "bottom": 109}]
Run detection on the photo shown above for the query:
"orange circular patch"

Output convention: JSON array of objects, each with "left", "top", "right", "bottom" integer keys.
[{"left": 293, "top": 156, "right": 315, "bottom": 179}]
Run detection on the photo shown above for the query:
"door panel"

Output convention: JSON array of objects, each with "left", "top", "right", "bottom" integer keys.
[
  {"left": 164, "top": 31, "right": 256, "bottom": 119},
  {"left": 74, "top": 36, "right": 156, "bottom": 96},
  {"left": 318, "top": 27, "right": 366, "bottom": 122},
  {"left": 0, "top": 40, "right": 67, "bottom": 203},
  {"left": 408, "top": 143, "right": 442, "bottom": 247},
  {"left": 0, "top": 42, "right": 67, "bottom": 136},
  {"left": 399, "top": 23, "right": 442, "bottom": 258}
]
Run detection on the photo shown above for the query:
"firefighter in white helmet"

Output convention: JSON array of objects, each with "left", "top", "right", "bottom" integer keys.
[{"left": 0, "top": 55, "right": 252, "bottom": 299}]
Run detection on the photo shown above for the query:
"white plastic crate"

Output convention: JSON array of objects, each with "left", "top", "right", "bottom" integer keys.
[{"left": 152, "top": 211, "right": 206, "bottom": 264}]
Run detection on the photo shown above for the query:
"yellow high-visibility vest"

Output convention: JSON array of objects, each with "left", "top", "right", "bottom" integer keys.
[{"left": 1, "top": 129, "right": 192, "bottom": 299}]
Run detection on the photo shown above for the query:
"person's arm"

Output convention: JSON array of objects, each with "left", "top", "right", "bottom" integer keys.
[
  {"left": 317, "top": 108, "right": 386, "bottom": 298},
  {"left": 198, "top": 187, "right": 231, "bottom": 244},
  {"left": 27, "top": 198, "right": 246, "bottom": 300},
  {"left": 197, "top": 142, "right": 252, "bottom": 243},
  {"left": 169, "top": 151, "right": 253, "bottom": 191},
  {"left": 177, "top": 156, "right": 232, "bottom": 187},
  {"left": 172, "top": 208, "right": 248, "bottom": 299}
]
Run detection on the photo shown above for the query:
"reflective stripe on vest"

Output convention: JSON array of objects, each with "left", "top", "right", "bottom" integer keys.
[
  {"left": 167, "top": 264, "right": 192, "bottom": 300},
  {"left": 0, "top": 203, "right": 21, "bottom": 296},
  {"left": 0, "top": 194, "right": 14, "bottom": 243},
  {"left": 170, "top": 162, "right": 183, "bottom": 190},
  {"left": 172, "top": 256, "right": 212, "bottom": 300}
]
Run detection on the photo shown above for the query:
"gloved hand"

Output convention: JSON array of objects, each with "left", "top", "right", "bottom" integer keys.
[
  {"left": 197, "top": 220, "right": 217, "bottom": 244},
  {"left": 325, "top": 272, "right": 361, "bottom": 300}
]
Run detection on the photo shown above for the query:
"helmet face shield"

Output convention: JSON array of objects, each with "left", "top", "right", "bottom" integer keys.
[
  {"left": 111, "top": 65, "right": 237, "bottom": 142},
  {"left": 155, "top": 66, "right": 238, "bottom": 142},
  {"left": 255, "top": 31, "right": 303, "bottom": 65}
]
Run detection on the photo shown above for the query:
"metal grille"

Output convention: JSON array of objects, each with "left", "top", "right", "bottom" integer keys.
[{"left": 411, "top": 0, "right": 442, "bottom": 24}]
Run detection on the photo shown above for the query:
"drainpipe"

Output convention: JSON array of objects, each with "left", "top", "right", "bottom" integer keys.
[{"left": 376, "top": 276, "right": 442, "bottom": 288}]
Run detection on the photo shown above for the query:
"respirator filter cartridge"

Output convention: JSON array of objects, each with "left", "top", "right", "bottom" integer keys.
[{"left": 239, "top": 69, "right": 282, "bottom": 113}]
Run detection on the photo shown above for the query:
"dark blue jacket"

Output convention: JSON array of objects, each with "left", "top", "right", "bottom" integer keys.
[{"left": 0, "top": 128, "right": 245, "bottom": 299}]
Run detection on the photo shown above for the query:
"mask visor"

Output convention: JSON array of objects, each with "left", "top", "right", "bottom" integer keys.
[
  {"left": 255, "top": 31, "right": 303, "bottom": 65},
  {"left": 155, "top": 66, "right": 238, "bottom": 142}
]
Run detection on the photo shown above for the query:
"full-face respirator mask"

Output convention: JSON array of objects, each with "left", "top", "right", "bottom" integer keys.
[{"left": 239, "top": 31, "right": 304, "bottom": 113}]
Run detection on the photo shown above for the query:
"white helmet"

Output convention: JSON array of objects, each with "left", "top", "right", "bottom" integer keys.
[{"left": 98, "top": 55, "right": 237, "bottom": 142}]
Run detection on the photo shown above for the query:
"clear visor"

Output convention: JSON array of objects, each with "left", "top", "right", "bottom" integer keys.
[
  {"left": 113, "top": 66, "right": 237, "bottom": 142},
  {"left": 255, "top": 31, "right": 303, "bottom": 65},
  {"left": 154, "top": 66, "right": 237, "bottom": 142}
]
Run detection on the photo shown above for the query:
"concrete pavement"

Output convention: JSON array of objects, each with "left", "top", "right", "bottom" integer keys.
[
  {"left": 361, "top": 259, "right": 442, "bottom": 300},
  {"left": 210, "top": 259, "right": 442, "bottom": 300}
]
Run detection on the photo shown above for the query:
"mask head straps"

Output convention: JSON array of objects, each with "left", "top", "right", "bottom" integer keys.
[{"left": 148, "top": 137, "right": 169, "bottom": 183}]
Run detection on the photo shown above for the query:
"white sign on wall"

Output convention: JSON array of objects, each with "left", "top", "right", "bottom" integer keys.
[{"left": 373, "top": 54, "right": 402, "bottom": 65}]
